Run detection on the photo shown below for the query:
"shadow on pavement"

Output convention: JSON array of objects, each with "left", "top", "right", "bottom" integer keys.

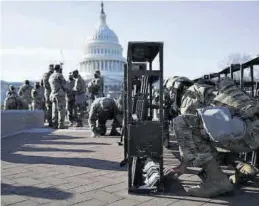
[
  {"left": 1, "top": 183, "right": 73, "bottom": 200},
  {"left": 1, "top": 131, "right": 125, "bottom": 172},
  {"left": 154, "top": 176, "right": 259, "bottom": 206}
]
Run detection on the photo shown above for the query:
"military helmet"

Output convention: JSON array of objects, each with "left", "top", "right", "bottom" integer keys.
[
  {"left": 54, "top": 64, "right": 61, "bottom": 71},
  {"left": 165, "top": 76, "right": 193, "bottom": 90},
  {"left": 72, "top": 70, "right": 79, "bottom": 75},
  {"left": 100, "top": 97, "right": 113, "bottom": 111},
  {"left": 9, "top": 85, "right": 15, "bottom": 91}
]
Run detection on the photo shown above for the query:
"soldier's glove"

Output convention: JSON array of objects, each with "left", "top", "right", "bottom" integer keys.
[{"left": 163, "top": 163, "right": 187, "bottom": 178}]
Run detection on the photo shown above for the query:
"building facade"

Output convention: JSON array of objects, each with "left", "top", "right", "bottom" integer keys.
[{"left": 80, "top": 2, "right": 126, "bottom": 96}]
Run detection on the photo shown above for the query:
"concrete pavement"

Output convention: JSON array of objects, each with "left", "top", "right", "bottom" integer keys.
[{"left": 1, "top": 127, "right": 259, "bottom": 205}]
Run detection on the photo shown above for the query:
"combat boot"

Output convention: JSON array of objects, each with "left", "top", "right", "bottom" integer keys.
[
  {"left": 188, "top": 159, "right": 234, "bottom": 198},
  {"left": 109, "top": 127, "right": 121, "bottom": 136},
  {"left": 229, "top": 160, "right": 258, "bottom": 184},
  {"left": 75, "top": 121, "right": 83, "bottom": 127},
  {"left": 58, "top": 124, "right": 67, "bottom": 129}
]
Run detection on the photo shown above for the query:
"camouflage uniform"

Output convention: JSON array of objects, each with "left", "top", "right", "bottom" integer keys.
[
  {"left": 42, "top": 65, "right": 54, "bottom": 126},
  {"left": 88, "top": 71, "right": 104, "bottom": 101},
  {"left": 180, "top": 80, "right": 217, "bottom": 115},
  {"left": 88, "top": 97, "right": 122, "bottom": 137},
  {"left": 4, "top": 86, "right": 21, "bottom": 110},
  {"left": 31, "top": 82, "right": 44, "bottom": 110},
  {"left": 18, "top": 80, "right": 33, "bottom": 109},
  {"left": 72, "top": 70, "right": 86, "bottom": 127},
  {"left": 66, "top": 73, "right": 76, "bottom": 125},
  {"left": 164, "top": 76, "right": 194, "bottom": 147},
  {"left": 173, "top": 77, "right": 259, "bottom": 197},
  {"left": 49, "top": 65, "right": 67, "bottom": 129}
]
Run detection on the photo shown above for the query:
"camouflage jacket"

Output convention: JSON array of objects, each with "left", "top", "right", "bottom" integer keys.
[
  {"left": 18, "top": 84, "right": 33, "bottom": 103},
  {"left": 180, "top": 82, "right": 217, "bottom": 115},
  {"left": 49, "top": 71, "right": 67, "bottom": 98},
  {"left": 88, "top": 97, "right": 120, "bottom": 131}
]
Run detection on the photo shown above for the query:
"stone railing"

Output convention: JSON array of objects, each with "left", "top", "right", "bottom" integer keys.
[{"left": 1, "top": 110, "right": 45, "bottom": 138}]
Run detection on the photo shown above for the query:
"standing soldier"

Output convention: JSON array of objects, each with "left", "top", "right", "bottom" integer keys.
[
  {"left": 42, "top": 64, "right": 54, "bottom": 127},
  {"left": 49, "top": 64, "right": 67, "bottom": 129},
  {"left": 18, "top": 80, "right": 33, "bottom": 109},
  {"left": 66, "top": 72, "right": 76, "bottom": 126},
  {"left": 72, "top": 70, "right": 86, "bottom": 127},
  {"left": 88, "top": 70, "right": 104, "bottom": 102},
  {"left": 94, "top": 70, "right": 104, "bottom": 97},
  {"left": 31, "top": 82, "right": 44, "bottom": 110}
]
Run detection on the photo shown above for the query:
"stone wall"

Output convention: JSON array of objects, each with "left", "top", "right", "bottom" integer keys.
[{"left": 1, "top": 110, "right": 45, "bottom": 138}]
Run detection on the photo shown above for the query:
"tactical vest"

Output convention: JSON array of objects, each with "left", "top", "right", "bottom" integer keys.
[{"left": 180, "top": 83, "right": 216, "bottom": 115}]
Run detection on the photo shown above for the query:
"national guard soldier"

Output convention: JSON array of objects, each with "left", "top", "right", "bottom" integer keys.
[
  {"left": 66, "top": 72, "right": 76, "bottom": 126},
  {"left": 167, "top": 77, "right": 259, "bottom": 198},
  {"left": 49, "top": 64, "right": 67, "bottom": 129},
  {"left": 42, "top": 64, "right": 54, "bottom": 127},
  {"left": 72, "top": 70, "right": 86, "bottom": 127},
  {"left": 88, "top": 97, "right": 122, "bottom": 138},
  {"left": 31, "top": 82, "right": 44, "bottom": 110},
  {"left": 4, "top": 85, "right": 20, "bottom": 110},
  {"left": 18, "top": 80, "right": 33, "bottom": 109},
  {"left": 163, "top": 76, "right": 194, "bottom": 147},
  {"left": 88, "top": 70, "right": 104, "bottom": 101},
  {"left": 94, "top": 70, "right": 104, "bottom": 97}
]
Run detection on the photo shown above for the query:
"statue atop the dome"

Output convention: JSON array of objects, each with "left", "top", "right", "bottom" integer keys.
[{"left": 101, "top": 1, "right": 105, "bottom": 14}]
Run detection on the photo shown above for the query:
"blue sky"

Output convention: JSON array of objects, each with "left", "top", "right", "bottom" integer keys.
[{"left": 1, "top": 0, "right": 259, "bottom": 82}]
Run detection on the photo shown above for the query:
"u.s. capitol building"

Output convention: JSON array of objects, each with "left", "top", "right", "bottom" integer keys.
[{"left": 80, "top": 2, "right": 126, "bottom": 96}]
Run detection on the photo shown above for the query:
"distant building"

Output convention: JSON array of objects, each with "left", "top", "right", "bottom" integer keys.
[{"left": 79, "top": 2, "right": 126, "bottom": 96}]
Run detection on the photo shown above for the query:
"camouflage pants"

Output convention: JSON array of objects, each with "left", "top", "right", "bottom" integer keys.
[
  {"left": 173, "top": 114, "right": 255, "bottom": 167},
  {"left": 44, "top": 91, "right": 52, "bottom": 125},
  {"left": 95, "top": 116, "right": 121, "bottom": 135},
  {"left": 66, "top": 99, "right": 76, "bottom": 123},
  {"left": 75, "top": 104, "right": 84, "bottom": 124},
  {"left": 52, "top": 96, "right": 66, "bottom": 127}
]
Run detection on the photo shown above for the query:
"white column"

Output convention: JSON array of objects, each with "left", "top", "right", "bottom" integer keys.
[
  {"left": 117, "top": 61, "right": 120, "bottom": 72},
  {"left": 101, "top": 60, "right": 103, "bottom": 71},
  {"left": 105, "top": 60, "right": 108, "bottom": 71},
  {"left": 108, "top": 60, "right": 111, "bottom": 72},
  {"left": 114, "top": 61, "right": 117, "bottom": 72},
  {"left": 90, "top": 61, "right": 93, "bottom": 73},
  {"left": 112, "top": 60, "right": 115, "bottom": 72},
  {"left": 87, "top": 61, "right": 90, "bottom": 73},
  {"left": 97, "top": 61, "right": 99, "bottom": 71}
]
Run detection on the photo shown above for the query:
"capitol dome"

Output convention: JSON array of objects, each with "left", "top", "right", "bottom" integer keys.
[{"left": 80, "top": 2, "right": 126, "bottom": 96}]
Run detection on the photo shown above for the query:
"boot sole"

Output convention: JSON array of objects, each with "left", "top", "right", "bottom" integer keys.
[{"left": 188, "top": 185, "right": 234, "bottom": 198}]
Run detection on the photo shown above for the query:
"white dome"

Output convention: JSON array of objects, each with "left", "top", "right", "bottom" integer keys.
[{"left": 91, "top": 25, "right": 119, "bottom": 43}]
